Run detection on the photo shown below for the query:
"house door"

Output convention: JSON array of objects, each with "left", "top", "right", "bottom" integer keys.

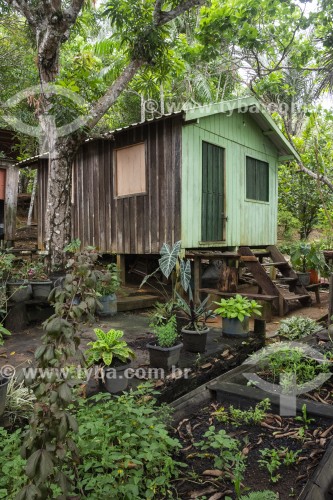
[{"left": 201, "top": 141, "right": 225, "bottom": 241}]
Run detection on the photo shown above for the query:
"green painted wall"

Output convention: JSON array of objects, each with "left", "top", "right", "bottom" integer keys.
[{"left": 181, "top": 111, "right": 279, "bottom": 248}]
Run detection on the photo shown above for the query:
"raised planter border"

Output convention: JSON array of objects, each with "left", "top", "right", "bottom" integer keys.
[{"left": 207, "top": 362, "right": 333, "bottom": 419}]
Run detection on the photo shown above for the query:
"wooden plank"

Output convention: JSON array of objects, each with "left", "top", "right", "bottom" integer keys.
[
  {"left": 238, "top": 246, "right": 283, "bottom": 313},
  {"left": 199, "top": 288, "right": 277, "bottom": 301},
  {"left": 117, "top": 294, "right": 160, "bottom": 311}
]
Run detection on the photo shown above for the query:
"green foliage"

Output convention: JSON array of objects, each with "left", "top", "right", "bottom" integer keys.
[
  {"left": 278, "top": 316, "right": 321, "bottom": 341},
  {"left": 63, "top": 239, "right": 81, "bottom": 253},
  {"left": 148, "top": 299, "right": 177, "bottom": 327},
  {"left": 85, "top": 328, "right": 135, "bottom": 366},
  {"left": 103, "top": 0, "right": 171, "bottom": 64},
  {"left": 0, "top": 252, "right": 15, "bottom": 280},
  {"left": 0, "top": 428, "right": 26, "bottom": 498},
  {"left": 259, "top": 447, "right": 301, "bottom": 483},
  {"left": 175, "top": 291, "right": 214, "bottom": 331},
  {"left": 96, "top": 263, "right": 121, "bottom": 296},
  {"left": 295, "top": 403, "right": 315, "bottom": 429},
  {"left": 0, "top": 386, "right": 182, "bottom": 499},
  {"left": 195, "top": 426, "right": 246, "bottom": 494},
  {"left": 17, "top": 248, "right": 101, "bottom": 499},
  {"left": 214, "top": 294, "right": 262, "bottom": 322},
  {"left": 151, "top": 315, "right": 178, "bottom": 347},
  {"left": 239, "top": 492, "right": 278, "bottom": 500},
  {"left": 74, "top": 388, "right": 183, "bottom": 499},
  {"left": 261, "top": 345, "right": 330, "bottom": 389},
  {"left": 289, "top": 241, "right": 328, "bottom": 274},
  {"left": 214, "top": 399, "right": 271, "bottom": 426},
  {"left": 0, "top": 323, "right": 10, "bottom": 346}
]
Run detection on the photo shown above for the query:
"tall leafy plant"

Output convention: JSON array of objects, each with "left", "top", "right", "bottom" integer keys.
[{"left": 17, "top": 248, "right": 101, "bottom": 500}]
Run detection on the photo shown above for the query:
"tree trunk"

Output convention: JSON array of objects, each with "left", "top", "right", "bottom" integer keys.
[
  {"left": 44, "top": 139, "right": 77, "bottom": 270},
  {"left": 27, "top": 173, "right": 37, "bottom": 226}
]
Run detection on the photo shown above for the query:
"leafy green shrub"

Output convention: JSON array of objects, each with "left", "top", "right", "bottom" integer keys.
[
  {"left": 214, "top": 295, "right": 262, "bottom": 321},
  {"left": 74, "top": 388, "right": 182, "bottom": 499},
  {"left": 85, "top": 328, "right": 135, "bottom": 366},
  {"left": 0, "top": 428, "right": 26, "bottom": 498},
  {"left": 151, "top": 315, "right": 178, "bottom": 347},
  {"left": 96, "top": 263, "right": 121, "bottom": 295},
  {"left": 278, "top": 316, "right": 321, "bottom": 340},
  {"left": 262, "top": 346, "right": 330, "bottom": 388}
]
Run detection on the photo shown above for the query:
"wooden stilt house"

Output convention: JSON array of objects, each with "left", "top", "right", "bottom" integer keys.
[{"left": 17, "top": 97, "right": 313, "bottom": 314}]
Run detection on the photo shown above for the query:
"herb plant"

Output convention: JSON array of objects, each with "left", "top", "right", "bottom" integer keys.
[
  {"left": 85, "top": 328, "right": 135, "bottom": 366},
  {"left": 214, "top": 294, "right": 262, "bottom": 321},
  {"left": 195, "top": 426, "right": 246, "bottom": 494},
  {"left": 74, "top": 387, "right": 183, "bottom": 499},
  {"left": 259, "top": 447, "right": 301, "bottom": 483},
  {"left": 278, "top": 316, "right": 321, "bottom": 340},
  {"left": 151, "top": 315, "right": 178, "bottom": 347},
  {"left": 214, "top": 399, "right": 271, "bottom": 426}
]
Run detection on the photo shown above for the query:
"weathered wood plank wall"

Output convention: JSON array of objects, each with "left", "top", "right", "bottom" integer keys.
[{"left": 37, "top": 116, "right": 182, "bottom": 254}]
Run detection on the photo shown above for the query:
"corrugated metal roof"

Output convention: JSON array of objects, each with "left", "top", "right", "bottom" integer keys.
[{"left": 15, "top": 97, "right": 299, "bottom": 166}]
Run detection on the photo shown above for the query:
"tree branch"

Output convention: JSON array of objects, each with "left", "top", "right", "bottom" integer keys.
[
  {"left": 86, "top": 59, "right": 144, "bottom": 131},
  {"left": 3, "top": 0, "right": 36, "bottom": 26},
  {"left": 157, "top": 0, "right": 206, "bottom": 26},
  {"left": 65, "top": 0, "right": 86, "bottom": 23}
]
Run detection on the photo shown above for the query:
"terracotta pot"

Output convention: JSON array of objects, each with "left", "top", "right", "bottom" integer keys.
[{"left": 308, "top": 269, "right": 319, "bottom": 285}]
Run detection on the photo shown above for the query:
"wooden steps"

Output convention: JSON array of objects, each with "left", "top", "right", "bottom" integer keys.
[
  {"left": 117, "top": 294, "right": 160, "bottom": 312},
  {"left": 238, "top": 246, "right": 312, "bottom": 316}
]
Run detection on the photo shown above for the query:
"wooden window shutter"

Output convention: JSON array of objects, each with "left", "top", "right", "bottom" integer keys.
[{"left": 115, "top": 143, "right": 146, "bottom": 197}]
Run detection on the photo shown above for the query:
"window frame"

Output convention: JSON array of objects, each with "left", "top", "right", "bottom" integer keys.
[
  {"left": 245, "top": 155, "right": 270, "bottom": 203},
  {"left": 113, "top": 142, "right": 147, "bottom": 199}
]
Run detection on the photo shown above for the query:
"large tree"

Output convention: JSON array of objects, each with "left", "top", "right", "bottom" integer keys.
[
  {"left": 1, "top": 0, "right": 308, "bottom": 268},
  {"left": 2, "top": 0, "right": 206, "bottom": 268}
]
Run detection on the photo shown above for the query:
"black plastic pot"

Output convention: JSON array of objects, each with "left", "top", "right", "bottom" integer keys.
[
  {"left": 0, "top": 376, "right": 10, "bottom": 417},
  {"left": 297, "top": 272, "right": 311, "bottom": 286},
  {"left": 147, "top": 342, "right": 183, "bottom": 371},
  {"left": 7, "top": 281, "right": 31, "bottom": 302},
  {"left": 181, "top": 327, "right": 209, "bottom": 353},
  {"left": 30, "top": 281, "right": 53, "bottom": 300},
  {"left": 103, "top": 361, "right": 131, "bottom": 394}
]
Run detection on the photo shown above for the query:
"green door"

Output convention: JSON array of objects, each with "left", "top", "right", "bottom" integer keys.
[{"left": 201, "top": 141, "right": 225, "bottom": 241}]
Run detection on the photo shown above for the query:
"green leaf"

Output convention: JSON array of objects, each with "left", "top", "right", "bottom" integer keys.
[
  {"left": 158, "top": 241, "right": 181, "bottom": 278},
  {"left": 26, "top": 450, "right": 42, "bottom": 478}
]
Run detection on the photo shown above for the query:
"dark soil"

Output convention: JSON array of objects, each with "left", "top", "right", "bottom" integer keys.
[{"left": 172, "top": 399, "right": 333, "bottom": 499}]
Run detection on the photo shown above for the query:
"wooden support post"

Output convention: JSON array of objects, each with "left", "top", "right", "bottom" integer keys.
[
  {"left": 117, "top": 254, "right": 126, "bottom": 286},
  {"left": 218, "top": 260, "right": 238, "bottom": 292},
  {"left": 329, "top": 274, "right": 333, "bottom": 325},
  {"left": 194, "top": 256, "right": 202, "bottom": 305}
]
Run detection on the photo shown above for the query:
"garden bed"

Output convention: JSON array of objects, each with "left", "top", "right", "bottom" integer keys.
[{"left": 171, "top": 397, "right": 333, "bottom": 499}]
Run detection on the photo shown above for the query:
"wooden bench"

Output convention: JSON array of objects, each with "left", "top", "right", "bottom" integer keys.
[
  {"left": 305, "top": 283, "right": 321, "bottom": 304},
  {"left": 199, "top": 288, "right": 278, "bottom": 322}
]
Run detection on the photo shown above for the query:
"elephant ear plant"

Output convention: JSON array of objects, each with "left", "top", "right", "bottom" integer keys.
[{"left": 17, "top": 247, "right": 101, "bottom": 500}]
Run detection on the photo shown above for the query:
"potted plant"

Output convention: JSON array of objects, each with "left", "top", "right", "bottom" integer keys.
[
  {"left": 27, "top": 261, "right": 53, "bottom": 300},
  {"left": 175, "top": 292, "right": 214, "bottom": 353},
  {"left": 7, "top": 262, "right": 32, "bottom": 302},
  {"left": 147, "top": 315, "right": 183, "bottom": 370},
  {"left": 85, "top": 328, "right": 135, "bottom": 394},
  {"left": 96, "top": 263, "right": 121, "bottom": 317},
  {"left": 290, "top": 241, "right": 328, "bottom": 285},
  {"left": 214, "top": 295, "right": 262, "bottom": 337}
]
